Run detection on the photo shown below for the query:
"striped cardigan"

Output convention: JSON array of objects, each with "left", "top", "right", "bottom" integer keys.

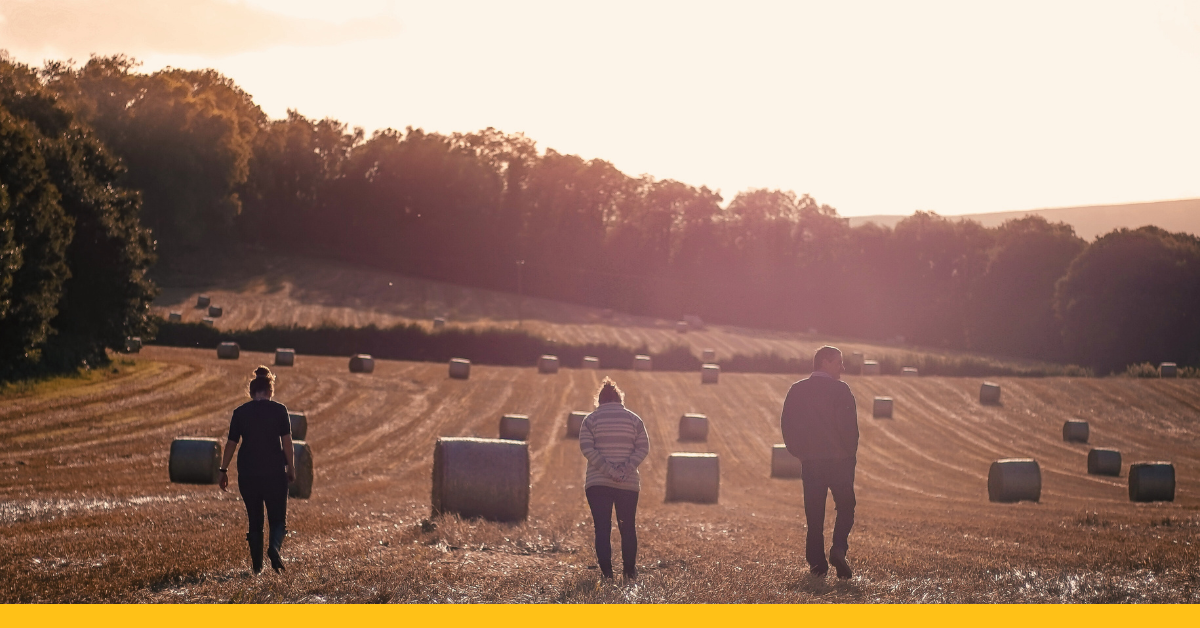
[{"left": 579, "top": 402, "right": 650, "bottom": 491}]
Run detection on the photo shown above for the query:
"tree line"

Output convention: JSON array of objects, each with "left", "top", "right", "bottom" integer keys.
[{"left": 3, "top": 54, "right": 1198, "bottom": 376}]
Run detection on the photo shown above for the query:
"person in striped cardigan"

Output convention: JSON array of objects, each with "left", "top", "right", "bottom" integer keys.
[{"left": 579, "top": 377, "right": 650, "bottom": 581}]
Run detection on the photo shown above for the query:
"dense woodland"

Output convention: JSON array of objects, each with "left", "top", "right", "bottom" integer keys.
[{"left": 1, "top": 53, "right": 1198, "bottom": 377}]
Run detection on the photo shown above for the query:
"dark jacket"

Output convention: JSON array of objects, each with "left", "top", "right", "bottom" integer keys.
[{"left": 780, "top": 374, "right": 859, "bottom": 461}]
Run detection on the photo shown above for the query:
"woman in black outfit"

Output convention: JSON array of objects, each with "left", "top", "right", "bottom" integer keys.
[{"left": 219, "top": 366, "right": 296, "bottom": 574}]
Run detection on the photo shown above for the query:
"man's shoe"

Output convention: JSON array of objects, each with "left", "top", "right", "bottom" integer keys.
[
  {"left": 808, "top": 564, "right": 828, "bottom": 577},
  {"left": 829, "top": 549, "right": 852, "bottom": 579},
  {"left": 623, "top": 566, "right": 638, "bottom": 582},
  {"left": 599, "top": 561, "right": 614, "bottom": 580},
  {"left": 267, "top": 546, "right": 285, "bottom": 573}
]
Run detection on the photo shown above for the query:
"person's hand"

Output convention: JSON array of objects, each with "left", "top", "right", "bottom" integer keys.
[
  {"left": 286, "top": 464, "right": 297, "bottom": 484},
  {"left": 608, "top": 463, "right": 627, "bottom": 482},
  {"left": 219, "top": 470, "right": 228, "bottom": 492}
]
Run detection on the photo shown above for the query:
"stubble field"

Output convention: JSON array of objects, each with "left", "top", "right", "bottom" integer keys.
[{"left": 1, "top": 346, "right": 1197, "bottom": 603}]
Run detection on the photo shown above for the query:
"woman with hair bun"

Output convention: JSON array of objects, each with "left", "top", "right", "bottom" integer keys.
[{"left": 218, "top": 366, "right": 296, "bottom": 574}]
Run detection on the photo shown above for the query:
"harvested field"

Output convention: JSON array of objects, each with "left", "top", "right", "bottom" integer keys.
[{"left": 1, "top": 346, "right": 1198, "bottom": 603}]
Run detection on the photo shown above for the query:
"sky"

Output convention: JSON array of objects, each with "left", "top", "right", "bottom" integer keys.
[{"left": 3, "top": 0, "right": 1200, "bottom": 217}]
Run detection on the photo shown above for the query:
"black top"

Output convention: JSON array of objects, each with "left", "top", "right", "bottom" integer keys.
[
  {"left": 780, "top": 374, "right": 859, "bottom": 461},
  {"left": 227, "top": 399, "right": 291, "bottom": 477}
]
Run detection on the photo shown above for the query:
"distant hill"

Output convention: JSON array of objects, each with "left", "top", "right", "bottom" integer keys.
[{"left": 848, "top": 198, "right": 1200, "bottom": 241}]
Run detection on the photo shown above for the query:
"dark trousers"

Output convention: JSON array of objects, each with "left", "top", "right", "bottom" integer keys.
[
  {"left": 801, "top": 457, "right": 856, "bottom": 570},
  {"left": 585, "top": 485, "right": 639, "bottom": 574},
  {"left": 239, "top": 473, "right": 288, "bottom": 571}
]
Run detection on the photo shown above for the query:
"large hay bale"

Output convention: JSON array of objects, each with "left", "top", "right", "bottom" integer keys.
[
  {"left": 275, "top": 348, "right": 295, "bottom": 367},
  {"left": 168, "top": 312, "right": 182, "bottom": 322},
  {"left": 449, "top": 358, "right": 471, "bottom": 380},
  {"left": 582, "top": 356, "right": 600, "bottom": 369},
  {"left": 201, "top": 318, "right": 214, "bottom": 327},
  {"left": 433, "top": 317, "right": 446, "bottom": 330},
  {"left": 216, "top": 342, "right": 240, "bottom": 360},
  {"left": 678, "top": 413, "right": 709, "bottom": 442},
  {"left": 208, "top": 305, "right": 223, "bottom": 317},
  {"left": 684, "top": 314, "right": 705, "bottom": 330},
  {"left": 702, "top": 348, "right": 716, "bottom": 362},
  {"left": 701, "top": 363, "right": 720, "bottom": 384},
  {"left": 633, "top": 355, "right": 653, "bottom": 371},
  {"left": 196, "top": 295, "right": 210, "bottom": 308},
  {"left": 566, "top": 411, "right": 587, "bottom": 438},
  {"left": 987, "top": 458, "right": 1041, "bottom": 503},
  {"left": 873, "top": 397, "right": 893, "bottom": 418},
  {"left": 537, "top": 355, "right": 559, "bottom": 374},
  {"left": 1129, "top": 462, "right": 1175, "bottom": 502},
  {"left": 1087, "top": 448, "right": 1121, "bottom": 476},
  {"left": 432, "top": 437, "right": 530, "bottom": 521},
  {"left": 290, "top": 441, "right": 314, "bottom": 499},
  {"left": 349, "top": 354, "right": 374, "bottom": 373},
  {"left": 676, "top": 320, "right": 689, "bottom": 333},
  {"left": 901, "top": 367, "right": 918, "bottom": 377},
  {"left": 666, "top": 453, "right": 720, "bottom": 503},
  {"left": 848, "top": 352, "right": 864, "bottom": 374},
  {"left": 770, "top": 444, "right": 803, "bottom": 478},
  {"left": 499, "top": 414, "right": 530, "bottom": 441},
  {"left": 861, "top": 360, "right": 880, "bottom": 376},
  {"left": 1160, "top": 362, "right": 1177, "bottom": 378},
  {"left": 168, "top": 437, "right": 222, "bottom": 484},
  {"left": 980, "top": 382, "right": 1002, "bottom": 404},
  {"left": 288, "top": 411, "right": 307, "bottom": 441},
  {"left": 124, "top": 337, "right": 142, "bottom": 353},
  {"left": 1062, "top": 420, "right": 1089, "bottom": 443}
]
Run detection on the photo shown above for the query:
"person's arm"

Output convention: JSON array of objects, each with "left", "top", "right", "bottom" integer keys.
[
  {"left": 219, "top": 439, "right": 236, "bottom": 491},
  {"left": 282, "top": 435, "right": 296, "bottom": 483},
  {"left": 780, "top": 384, "right": 803, "bottom": 458},
  {"left": 840, "top": 385, "right": 860, "bottom": 457},
  {"left": 579, "top": 417, "right": 619, "bottom": 479},
  {"left": 627, "top": 417, "right": 650, "bottom": 469}
]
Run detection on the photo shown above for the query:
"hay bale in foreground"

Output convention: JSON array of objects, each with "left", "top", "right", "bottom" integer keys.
[
  {"left": 448, "top": 358, "right": 471, "bottom": 379},
  {"left": 537, "top": 355, "right": 559, "bottom": 374},
  {"left": 207, "top": 305, "right": 223, "bottom": 317},
  {"left": 678, "top": 413, "right": 709, "bottom": 442},
  {"left": 582, "top": 356, "right": 600, "bottom": 369},
  {"left": 349, "top": 354, "right": 374, "bottom": 373},
  {"left": 169, "top": 437, "right": 222, "bottom": 484},
  {"left": 201, "top": 318, "right": 214, "bottom": 327},
  {"left": 666, "top": 453, "right": 720, "bottom": 503},
  {"left": 702, "top": 348, "right": 716, "bottom": 362},
  {"left": 275, "top": 348, "right": 295, "bottom": 366},
  {"left": 499, "top": 414, "right": 530, "bottom": 441},
  {"left": 770, "top": 444, "right": 803, "bottom": 478},
  {"left": 1129, "top": 462, "right": 1174, "bottom": 502},
  {"left": 433, "top": 317, "right": 446, "bottom": 330},
  {"left": 1062, "top": 420, "right": 1089, "bottom": 443},
  {"left": 566, "top": 411, "right": 587, "bottom": 438},
  {"left": 980, "top": 382, "right": 1001, "bottom": 404},
  {"left": 432, "top": 437, "right": 529, "bottom": 521},
  {"left": 196, "top": 295, "right": 210, "bottom": 308},
  {"left": 216, "top": 342, "right": 239, "bottom": 360},
  {"left": 988, "top": 458, "right": 1041, "bottom": 503},
  {"left": 873, "top": 397, "right": 893, "bottom": 418},
  {"left": 1087, "top": 448, "right": 1121, "bottom": 476},
  {"left": 701, "top": 364, "right": 720, "bottom": 384},
  {"left": 676, "top": 321, "right": 689, "bottom": 333},
  {"left": 633, "top": 355, "right": 652, "bottom": 371},
  {"left": 289, "top": 441, "right": 314, "bottom": 499},
  {"left": 288, "top": 411, "right": 307, "bottom": 441},
  {"left": 1160, "top": 362, "right": 1177, "bottom": 378},
  {"left": 168, "top": 312, "right": 182, "bottom": 322},
  {"left": 901, "top": 367, "right": 918, "bottom": 377},
  {"left": 861, "top": 360, "right": 880, "bottom": 375},
  {"left": 125, "top": 337, "right": 142, "bottom": 353}
]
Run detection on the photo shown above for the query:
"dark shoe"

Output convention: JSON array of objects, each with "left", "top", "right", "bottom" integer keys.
[
  {"left": 809, "top": 565, "right": 828, "bottom": 577},
  {"left": 267, "top": 546, "right": 285, "bottom": 573},
  {"left": 623, "top": 565, "right": 638, "bottom": 582},
  {"left": 599, "top": 560, "right": 614, "bottom": 579},
  {"left": 829, "top": 549, "right": 852, "bottom": 579},
  {"left": 247, "top": 534, "right": 264, "bottom": 574}
]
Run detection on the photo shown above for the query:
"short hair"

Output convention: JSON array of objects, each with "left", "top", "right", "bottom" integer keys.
[
  {"left": 248, "top": 366, "right": 275, "bottom": 398},
  {"left": 595, "top": 377, "right": 624, "bottom": 406},
  {"left": 813, "top": 346, "right": 842, "bottom": 372}
]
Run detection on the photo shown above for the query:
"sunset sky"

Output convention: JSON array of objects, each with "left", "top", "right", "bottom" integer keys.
[{"left": 3, "top": 0, "right": 1200, "bottom": 217}]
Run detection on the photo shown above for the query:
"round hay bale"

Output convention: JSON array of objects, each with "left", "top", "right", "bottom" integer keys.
[
  {"left": 288, "top": 411, "right": 307, "bottom": 441},
  {"left": 1159, "top": 362, "right": 1177, "bottom": 378},
  {"left": 1087, "top": 448, "right": 1121, "bottom": 476},
  {"left": 1129, "top": 462, "right": 1174, "bottom": 502},
  {"left": 666, "top": 453, "right": 719, "bottom": 503},
  {"left": 633, "top": 355, "right": 653, "bottom": 371},
  {"left": 201, "top": 318, "right": 214, "bottom": 327},
  {"left": 848, "top": 352, "right": 864, "bottom": 374},
  {"left": 901, "top": 367, "right": 918, "bottom": 377},
  {"left": 432, "top": 437, "right": 529, "bottom": 521},
  {"left": 168, "top": 437, "right": 222, "bottom": 484},
  {"left": 433, "top": 317, "right": 446, "bottom": 330},
  {"left": 702, "top": 348, "right": 716, "bottom": 363},
  {"left": 701, "top": 364, "right": 720, "bottom": 384},
  {"left": 537, "top": 355, "right": 559, "bottom": 374},
  {"left": 980, "top": 382, "right": 1002, "bottom": 405},
  {"left": 582, "top": 356, "right": 600, "bottom": 369},
  {"left": 289, "top": 441, "right": 314, "bottom": 499},
  {"left": 448, "top": 358, "right": 471, "bottom": 380},
  {"left": 872, "top": 397, "right": 893, "bottom": 418},
  {"left": 499, "top": 414, "right": 530, "bottom": 441},
  {"left": 1062, "top": 420, "right": 1089, "bottom": 443},
  {"left": 678, "top": 413, "right": 709, "bottom": 442},
  {"left": 601, "top": 308, "right": 615, "bottom": 319},
  {"left": 275, "top": 348, "right": 295, "bottom": 367},
  {"left": 216, "top": 342, "right": 240, "bottom": 360},
  {"left": 124, "top": 337, "right": 142, "bottom": 353},
  {"left": 566, "top": 411, "right": 587, "bottom": 438},
  {"left": 196, "top": 295, "right": 210, "bottom": 308},
  {"left": 861, "top": 360, "right": 880, "bottom": 376},
  {"left": 349, "top": 354, "right": 374, "bottom": 373},
  {"left": 684, "top": 314, "right": 705, "bottom": 330},
  {"left": 987, "top": 458, "right": 1041, "bottom": 503},
  {"left": 770, "top": 444, "right": 803, "bottom": 478},
  {"left": 207, "top": 305, "right": 223, "bottom": 317},
  {"left": 168, "top": 312, "right": 182, "bottom": 322},
  {"left": 676, "top": 321, "right": 689, "bottom": 333}
]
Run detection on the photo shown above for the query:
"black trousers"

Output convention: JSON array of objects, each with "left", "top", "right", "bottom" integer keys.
[
  {"left": 585, "top": 485, "right": 639, "bottom": 573},
  {"left": 239, "top": 473, "right": 288, "bottom": 569},
  {"left": 801, "top": 457, "right": 856, "bottom": 570}
]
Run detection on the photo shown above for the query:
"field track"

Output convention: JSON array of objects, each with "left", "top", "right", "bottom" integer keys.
[{"left": 1, "top": 347, "right": 1198, "bottom": 602}]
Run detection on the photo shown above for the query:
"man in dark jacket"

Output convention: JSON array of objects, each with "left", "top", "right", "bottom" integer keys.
[{"left": 780, "top": 345, "right": 859, "bottom": 579}]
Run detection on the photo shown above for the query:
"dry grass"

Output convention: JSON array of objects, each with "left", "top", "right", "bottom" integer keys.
[{"left": 1, "top": 347, "right": 1198, "bottom": 603}]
